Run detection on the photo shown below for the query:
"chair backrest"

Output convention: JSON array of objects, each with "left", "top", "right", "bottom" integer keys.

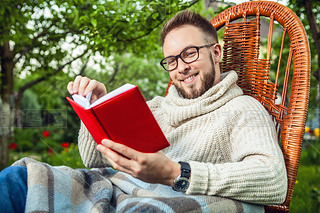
[{"left": 165, "top": 1, "right": 310, "bottom": 212}]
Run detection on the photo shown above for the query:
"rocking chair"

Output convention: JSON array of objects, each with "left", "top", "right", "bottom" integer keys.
[{"left": 166, "top": 1, "right": 310, "bottom": 212}]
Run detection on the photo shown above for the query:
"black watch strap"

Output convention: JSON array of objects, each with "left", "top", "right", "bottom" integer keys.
[{"left": 178, "top": 161, "right": 191, "bottom": 179}]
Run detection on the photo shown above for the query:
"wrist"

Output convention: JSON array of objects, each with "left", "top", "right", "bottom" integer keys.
[
  {"left": 172, "top": 161, "right": 191, "bottom": 192},
  {"left": 166, "top": 161, "right": 181, "bottom": 187}
]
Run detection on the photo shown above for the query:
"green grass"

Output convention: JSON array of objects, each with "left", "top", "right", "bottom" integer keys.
[{"left": 290, "top": 150, "right": 320, "bottom": 212}]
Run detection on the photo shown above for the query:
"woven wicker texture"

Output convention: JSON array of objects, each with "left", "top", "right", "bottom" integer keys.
[
  {"left": 165, "top": 1, "right": 310, "bottom": 212},
  {"left": 211, "top": 1, "right": 310, "bottom": 212}
]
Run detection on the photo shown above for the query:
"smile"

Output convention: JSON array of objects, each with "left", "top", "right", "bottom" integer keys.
[{"left": 181, "top": 73, "right": 198, "bottom": 83}]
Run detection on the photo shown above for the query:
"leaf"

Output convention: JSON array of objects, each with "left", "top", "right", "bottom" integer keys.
[
  {"left": 152, "top": 12, "right": 159, "bottom": 20},
  {"left": 91, "top": 19, "right": 97, "bottom": 28}
]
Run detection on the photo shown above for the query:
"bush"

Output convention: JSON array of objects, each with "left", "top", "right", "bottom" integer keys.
[
  {"left": 10, "top": 125, "right": 78, "bottom": 152},
  {"left": 41, "top": 143, "right": 86, "bottom": 168},
  {"left": 10, "top": 143, "right": 86, "bottom": 169},
  {"left": 9, "top": 125, "right": 85, "bottom": 169}
]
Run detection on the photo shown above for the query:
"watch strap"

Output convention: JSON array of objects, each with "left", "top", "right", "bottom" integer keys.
[{"left": 178, "top": 161, "right": 191, "bottom": 179}]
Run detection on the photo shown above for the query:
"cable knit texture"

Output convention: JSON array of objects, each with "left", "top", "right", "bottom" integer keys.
[{"left": 78, "top": 71, "right": 287, "bottom": 205}]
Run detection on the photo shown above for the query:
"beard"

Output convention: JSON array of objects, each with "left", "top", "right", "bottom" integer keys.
[{"left": 174, "top": 53, "right": 216, "bottom": 99}]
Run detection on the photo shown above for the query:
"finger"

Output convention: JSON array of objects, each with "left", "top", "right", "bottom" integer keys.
[
  {"left": 102, "top": 139, "right": 139, "bottom": 160},
  {"left": 73, "top": 75, "right": 83, "bottom": 94},
  {"left": 83, "top": 80, "right": 98, "bottom": 97},
  {"left": 78, "top": 77, "right": 91, "bottom": 96},
  {"left": 97, "top": 144, "right": 133, "bottom": 172},
  {"left": 100, "top": 142, "right": 131, "bottom": 164},
  {"left": 106, "top": 156, "right": 132, "bottom": 174},
  {"left": 96, "top": 143, "right": 110, "bottom": 156},
  {"left": 84, "top": 80, "right": 107, "bottom": 100},
  {"left": 67, "top": 82, "right": 74, "bottom": 94}
]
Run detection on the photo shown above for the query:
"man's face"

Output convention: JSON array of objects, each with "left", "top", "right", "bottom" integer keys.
[{"left": 162, "top": 25, "right": 221, "bottom": 99}]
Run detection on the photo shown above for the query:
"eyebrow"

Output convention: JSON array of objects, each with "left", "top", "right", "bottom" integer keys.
[
  {"left": 165, "top": 45, "right": 196, "bottom": 58},
  {"left": 181, "top": 45, "right": 195, "bottom": 52}
]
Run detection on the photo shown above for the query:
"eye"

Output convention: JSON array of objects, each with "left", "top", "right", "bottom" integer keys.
[
  {"left": 166, "top": 57, "right": 176, "bottom": 66},
  {"left": 182, "top": 48, "right": 197, "bottom": 58}
]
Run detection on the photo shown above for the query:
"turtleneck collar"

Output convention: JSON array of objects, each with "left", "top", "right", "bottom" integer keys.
[{"left": 162, "top": 71, "right": 243, "bottom": 127}]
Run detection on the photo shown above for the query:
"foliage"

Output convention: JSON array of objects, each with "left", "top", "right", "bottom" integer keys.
[
  {"left": 287, "top": 0, "right": 320, "bottom": 57},
  {"left": 41, "top": 143, "right": 86, "bottom": 168},
  {"left": 291, "top": 142, "right": 320, "bottom": 212},
  {"left": 9, "top": 123, "right": 85, "bottom": 169},
  {"left": 0, "top": 0, "right": 198, "bottom": 168},
  {"left": 0, "top": 0, "right": 196, "bottom": 84},
  {"left": 9, "top": 143, "right": 86, "bottom": 169},
  {"left": 12, "top": 126, "right": 72, "bottom": 152},
  {"left": 302, "top": 138, "right": 320, "bottom": 166},
  {"left": 18, "top": 89, "right": 42, "bottom": 127},
  {"left": 286, "top": 0, "right": 320, "bottom": 118},
  {"left": 83, "top": 53, "right": 170, "bottom": 100}
]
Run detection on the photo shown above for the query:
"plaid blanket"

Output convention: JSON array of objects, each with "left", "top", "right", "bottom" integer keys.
[{"left": 13, "top": 158, "right": 264, "bottom": 213}]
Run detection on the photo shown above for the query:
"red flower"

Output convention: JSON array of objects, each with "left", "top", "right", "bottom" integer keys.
[
  {"left": 9, "top": 142, "right": 18, "bottom": 150},
  {"left": 61, "top": 142, "right": 70, "bottom": 148},
  {"left": 42, "top": 130, "right": 50, "bottom": 138},
  {"left": 48, "top": 147, "right": 53, "bottom": 157}
]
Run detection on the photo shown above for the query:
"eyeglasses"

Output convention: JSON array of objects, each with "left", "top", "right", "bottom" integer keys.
[{"left": 160, "top": 43, "right": 215, "bottom": 71}]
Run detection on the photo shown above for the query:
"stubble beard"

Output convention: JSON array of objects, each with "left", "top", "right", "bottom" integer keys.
[{"left": 174, "top": 54, "right": 216, "bottom": 99}]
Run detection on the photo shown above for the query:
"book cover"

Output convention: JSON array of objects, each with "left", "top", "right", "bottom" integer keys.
[{"left": 67, "top": 84, "right": 170, "bottom": 153}]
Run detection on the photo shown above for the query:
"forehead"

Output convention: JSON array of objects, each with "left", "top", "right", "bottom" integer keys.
[{"left": 163, "top": 25, "right": 205, "bottom": 56}]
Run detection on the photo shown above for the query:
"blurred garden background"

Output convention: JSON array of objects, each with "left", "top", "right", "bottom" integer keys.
[{"left": 1, "top": 0, "right": 320, "bottom": 212}]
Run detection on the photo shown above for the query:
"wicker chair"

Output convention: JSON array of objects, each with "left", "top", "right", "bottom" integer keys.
[{"left": 165, "top": 1, "right": 310, "bottom": 212}]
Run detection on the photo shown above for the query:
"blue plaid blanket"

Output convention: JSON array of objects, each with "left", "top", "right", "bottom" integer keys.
[{"left": 13, "top": 158, "right": 263, "bottom": 212}]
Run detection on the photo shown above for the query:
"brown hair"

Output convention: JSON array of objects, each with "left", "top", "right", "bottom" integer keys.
[{"left": 160, "top": 9, "right": 218, "bottom": 46}]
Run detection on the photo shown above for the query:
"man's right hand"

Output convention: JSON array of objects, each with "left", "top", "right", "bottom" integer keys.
[{"left": 67, "top": 75, "right": 107, "bottom": 104}]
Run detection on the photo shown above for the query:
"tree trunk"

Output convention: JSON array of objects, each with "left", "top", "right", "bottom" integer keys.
[
  {"left": 0, "top": 102, "right": 13, "bottom": 170},
  {"left": 0, "top": 41, "right": 14, "bottom": 170},
  {"left": 303, "top": 0, "right": 320, "bottom": 163}
]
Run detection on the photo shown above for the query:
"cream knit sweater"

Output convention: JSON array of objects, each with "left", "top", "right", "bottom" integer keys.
[{"left": 78, "top": 71, "right": 287, "bottom": 205}]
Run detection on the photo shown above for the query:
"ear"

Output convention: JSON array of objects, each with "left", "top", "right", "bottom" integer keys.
[{"left": 211, "top": 43, "right": 222, "bottom": 63}]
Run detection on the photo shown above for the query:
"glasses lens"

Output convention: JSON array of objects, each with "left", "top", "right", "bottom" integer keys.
[
  {"left": 162, "top": 57, "right": 177, "bottom": 71},
  {"left": 181, "top": 47, "right": 198, "bottom": 63}
]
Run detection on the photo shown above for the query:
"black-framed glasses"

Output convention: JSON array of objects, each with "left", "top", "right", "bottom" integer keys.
[{"left": 160, "top": 43, "right": 215, "bottom": 71}]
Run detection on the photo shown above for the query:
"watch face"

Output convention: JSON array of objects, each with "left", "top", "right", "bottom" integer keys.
[{"left": 174, "top": 178, "right": 190, "bottom": 192}]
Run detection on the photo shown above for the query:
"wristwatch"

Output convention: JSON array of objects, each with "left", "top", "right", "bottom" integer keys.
[{"left": 172, "top": 161, "right": 191, "bottom": 192}]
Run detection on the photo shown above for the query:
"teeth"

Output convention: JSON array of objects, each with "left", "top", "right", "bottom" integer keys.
[{"left": 184, "top": 74, "right": 196, "bottom": 81}]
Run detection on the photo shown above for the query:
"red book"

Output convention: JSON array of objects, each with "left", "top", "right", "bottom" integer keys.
[{"left": 66, "top": 84, "right": 170, "bottom": 153}]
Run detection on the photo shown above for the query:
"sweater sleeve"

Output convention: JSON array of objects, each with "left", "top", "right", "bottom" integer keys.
[
  {"left": 78, "top": 122, "right": 111, "bottom": 168},
  {"left": 186, "top": 98, "right": 287, "bottom": 205}
]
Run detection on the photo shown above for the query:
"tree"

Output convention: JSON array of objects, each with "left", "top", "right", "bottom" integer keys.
[
  {"left": 0, "top": 0, "right": 198, "bottom": 169},
  {"left": 287, "top": 0, "right": 320, "bottom": 129},
  {"left": 84, "top": 53, "right": 170, "bottom": 100}
]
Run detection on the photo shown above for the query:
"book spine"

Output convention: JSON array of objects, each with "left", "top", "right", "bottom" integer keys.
[
  {"left": 80, "top": 109, "right": 110, "bottom": 144},
  {"left": 90, "top": 109, "right": 112, "bottom": 140},
  {"left": 66, "top": 97, "right": 109, "bottom": 144}
]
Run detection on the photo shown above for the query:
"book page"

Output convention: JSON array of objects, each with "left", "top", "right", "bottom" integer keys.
[
  {"left": 90, "top": 83, "right": 135, "bottom": 108},
  {"left": 72, "top": 92, "right": 92, "bottom": 109},
  {"left": 72, "top": 83, "right": 136, "bottom": 109}
]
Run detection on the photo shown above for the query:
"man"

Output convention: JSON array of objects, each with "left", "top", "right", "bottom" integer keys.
[
  {"left": 70, "top": 8, "right": 287, "bottom": 207},
  {"left": 0, "top": 9, "right": 287, "bottom": 212}
]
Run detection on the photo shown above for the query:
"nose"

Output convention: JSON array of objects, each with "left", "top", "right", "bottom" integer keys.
[{"left": 176, "top": 57, "right": 190, "bottom": 74}]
